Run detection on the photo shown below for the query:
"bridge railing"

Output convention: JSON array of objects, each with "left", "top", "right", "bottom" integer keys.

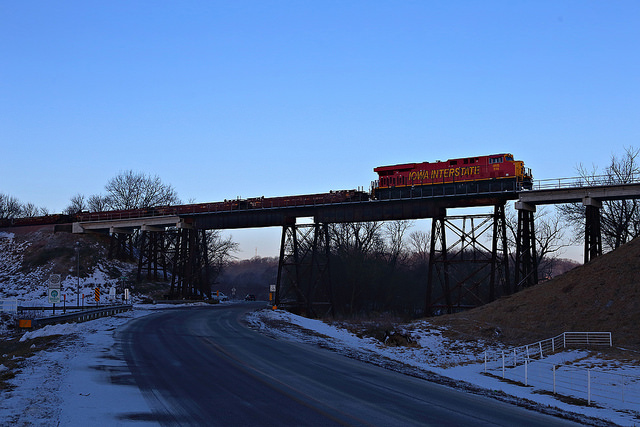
[{"left": 531, "top": 174, "right": 640, "bottom": 191}]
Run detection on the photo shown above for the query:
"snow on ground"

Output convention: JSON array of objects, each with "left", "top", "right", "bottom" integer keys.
[
  {"left": 0, "top": 304, "right": 188, "bottom": 426},
  {"left": 0, "top": 229, "right": 136, "bottom": 308},
  {"left": 247, "top": 308, "right": 640, "bottom": 427},
  {"left": 1, "top": 304, "right": 639, "bottom": 426}
]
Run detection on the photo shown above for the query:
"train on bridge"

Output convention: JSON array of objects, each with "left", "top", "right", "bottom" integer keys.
[
  {"left": 373, "top": 153, "right": 533, "bottom": 199},
  {"left": 1, "top": 153, "right": 532, "bottom": 226}
]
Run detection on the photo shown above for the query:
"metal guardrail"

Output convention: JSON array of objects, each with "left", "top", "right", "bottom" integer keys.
[
  {"left": 0, "top": 299, "right": 18, "bottom": 313},
  {"left": 17, "top": 304, "right": 133, "bottom": 328}
]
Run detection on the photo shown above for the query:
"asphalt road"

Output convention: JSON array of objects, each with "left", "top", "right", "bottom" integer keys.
[{"left": 118, "top": 304, "right": 581, "bottom": 426}]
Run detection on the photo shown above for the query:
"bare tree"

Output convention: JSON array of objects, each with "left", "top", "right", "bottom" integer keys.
[
  {"left": 87, "top": 194, "right": 110, "bottom": 212},
  {"left": 105, "top": 170, "right": 180, "bottom": 210},
  {"left": 532, "top": 208, "right": 572, "bottom": 278},
  {"left": 65, "top": 193, "right": 87, "bottom": 214},
  {"left": 0, "top": 193, "right": 22, "bottom": 219},
  {"left": 329, "top": 222, "right": 384, "bottom": 255},
  {"left": 328, "top": 222, "right": 385, "bottom": 314},
  {"left": 21, "top": 203, "right": 48, "bottom": 217},
  {"left": 408, "top": 229, "right": 430, "bottom": 264},
  {"left": 558, "top": 146, "right": 640, "bottom": 251},
  {"left": 506, "top": 205, "right": 571, "bottom": 279},
  {"left": 384, "top": 220, "right": 414, "bottom": 267},
  {"left": 207, "top": 230, "right": 240, "bottom": 285}
]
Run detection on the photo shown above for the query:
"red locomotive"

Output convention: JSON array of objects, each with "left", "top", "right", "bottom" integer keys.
[{"left": 372, "top": 153, "right": 532, "bottom": 199}]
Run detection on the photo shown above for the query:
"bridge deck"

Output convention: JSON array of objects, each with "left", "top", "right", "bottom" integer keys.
[
  {"left": 517, "top": 182, "right": 640, "bottom": 205},
  {"left": 71, "top": 181, "right": 640, "bottom": 233},
  {"left": 73, "top": 191, "right": 517, "bottom": 232}
]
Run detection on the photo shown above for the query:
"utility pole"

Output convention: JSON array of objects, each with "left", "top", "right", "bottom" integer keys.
[{"left": 76, "top": 242, "right": 80, "bottom": 306}]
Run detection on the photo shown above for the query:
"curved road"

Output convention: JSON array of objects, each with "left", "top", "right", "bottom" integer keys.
[{"left": 118, "top": 304, "right": 580, "bottom": 426}]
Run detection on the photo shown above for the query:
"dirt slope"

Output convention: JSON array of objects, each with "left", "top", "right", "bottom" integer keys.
[{"left": 432, "top": 238, "right": 640, "bottom": 351}]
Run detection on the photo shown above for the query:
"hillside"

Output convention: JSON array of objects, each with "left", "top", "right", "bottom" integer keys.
[
  {"left": 433, "top": 237, "right": 640, "bottom": 351},
  {"left": 0, "top": 225, "right": 139, "bottom": 305}
]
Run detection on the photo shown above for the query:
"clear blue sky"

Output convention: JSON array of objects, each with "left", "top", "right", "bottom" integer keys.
[{"left": 2, "top": 1, "right": 639, "bottom": 258}]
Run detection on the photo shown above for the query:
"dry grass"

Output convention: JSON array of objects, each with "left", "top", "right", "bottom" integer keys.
[
  {"left": 428, "top": 237, "right": 640, "bottom": 353},
  {"left": 0, "top": 332, "right": 66, "bottom": 391}
]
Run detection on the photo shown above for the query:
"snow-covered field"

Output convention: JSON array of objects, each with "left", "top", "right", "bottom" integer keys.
[{"left": 1, "top": 304, "right": 639, "bottom": 426}]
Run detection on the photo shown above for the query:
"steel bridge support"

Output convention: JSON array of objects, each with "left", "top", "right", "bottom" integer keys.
[
  {"left": 168, "top": 228, "right": 211, "bottom": 299},
  {"left": 583, "top": 197, "right": 602, "bottom": 263},
  {"left": 425, "top": 204, "right": 510, "bottom": 315},
  {"left": 108, "top": 231, "right": 135, "bottom": 261},
  {"left": 514, "top": 201, "right": 538, "bottom": 290},
  {"left": 274, "top": 222, "right": 333, "bottom": 317},
  {"left": 136, "top": 229, "right": 169, "bottom": 282}
]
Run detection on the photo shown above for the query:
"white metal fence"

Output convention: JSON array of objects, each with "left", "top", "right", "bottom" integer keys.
[
  {"left": 484, "top": 332, "right": 612, "bottom": 368},
  {"left": 482, "top": 332, "right": 640, "bottom": 409}
]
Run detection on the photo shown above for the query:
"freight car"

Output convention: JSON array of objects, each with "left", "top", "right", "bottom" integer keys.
[
  {"left": 73, "top": 190, "right": 369, "bottom": 223},
  {"left": 0, "top": 214, "right": 74, "bottom": 228},
  {"left": 246, "top": 189, "right": 368, "bottom": 209},
  {"left": 371, "top": 153, "right": 532, "bottom": 199}
]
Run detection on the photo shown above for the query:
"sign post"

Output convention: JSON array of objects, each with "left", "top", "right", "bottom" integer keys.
[
  {"left": 48, "top": 274, "right": 62, "bottom": 314},
  {"left": 270, "top": 284, "right": 276, "bottom": 309}
]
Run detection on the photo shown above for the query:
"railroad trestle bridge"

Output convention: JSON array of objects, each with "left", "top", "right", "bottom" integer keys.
[{"left": 70, "top": 180, "right": 640, "bottom": 316}]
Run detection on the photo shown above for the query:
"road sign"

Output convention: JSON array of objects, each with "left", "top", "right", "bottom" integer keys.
[
  {"left": 48, "top": 288, "right": 61, "bottom": 304},
  {"left": 49, "top": 274, "right": 61, "bottom": 289},
  {"left": 94, "top": 287, "right": 101, "bottom": 302},
  {"left": 270, "top": 285, "right": 276, "bottom": 292}
]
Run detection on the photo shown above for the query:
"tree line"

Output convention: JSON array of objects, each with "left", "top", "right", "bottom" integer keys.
[
  {"left": 65, "top": 170, "right": 180, "bottom": 213},
  {"left": 4, "top": 147, "right": 640, "bottom": 313},
  {"left": 0, "top": 193, "right": 49, "bottom": 219}
]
